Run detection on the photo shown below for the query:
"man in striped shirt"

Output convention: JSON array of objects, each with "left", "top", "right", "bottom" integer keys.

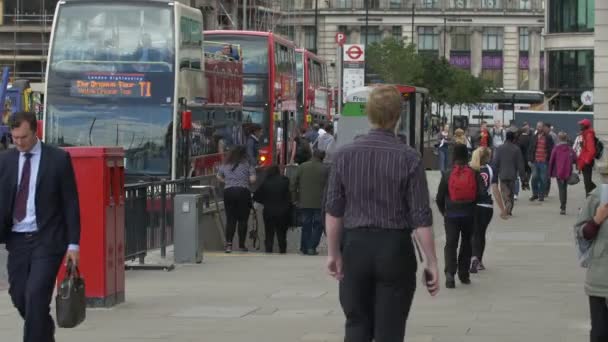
[{"left": 325, "top": 85, "right": 439, "bottom": 342}]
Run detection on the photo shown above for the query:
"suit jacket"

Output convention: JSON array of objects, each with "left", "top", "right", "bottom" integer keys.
[{"left": 0, "top": 143, "right": 80, "bottom": 253}]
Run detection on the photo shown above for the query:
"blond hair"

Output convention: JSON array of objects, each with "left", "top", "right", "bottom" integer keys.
[
  {"left": 558, "top": 131, "right": 568, "bottom": 142},
  {"left": 366, "top": 86, "right": 402, "bottom": 130},
  {"left": 470, "top": 147, "right": 491, "bottom": 171},
  {"left": 454, "top": 128, "right": 466, "bottom": 145}
]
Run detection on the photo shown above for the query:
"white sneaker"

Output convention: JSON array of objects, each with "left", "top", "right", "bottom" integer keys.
[{"left": 514, "top": 195, "right": 518, "bottom": 200}]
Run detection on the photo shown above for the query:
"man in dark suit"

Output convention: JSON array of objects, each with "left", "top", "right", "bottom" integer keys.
[{"left": 0, "top": 112, "right": 80, "bottom": 342}]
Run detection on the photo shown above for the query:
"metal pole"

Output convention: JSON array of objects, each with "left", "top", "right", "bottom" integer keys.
[
  {"left": 313, "top": 0, "right": 319, "bottom": 54},
  {"left": 337, "top": 45, "right": 343, "bottom": 115},
  {"left": 364, "top": 0, "right": 369, "bottom": 84},
  {"left": 411, "top": 3, "right": 415, "bottom": 44},
  {"left": 443, "top": 16, "right": 447, "bottom": 60},
  {"left": 242, "top": 0, "right": 247, "bottom": 30}
]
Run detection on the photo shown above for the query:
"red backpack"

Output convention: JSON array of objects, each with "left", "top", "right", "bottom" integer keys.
[{"left": 448, "top": 165, "right": 477, "bottom": 202}]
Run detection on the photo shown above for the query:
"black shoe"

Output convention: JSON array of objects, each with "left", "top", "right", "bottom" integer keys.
[
  {"left": 225, "top": 243, "right": 232, "bottom": 254},
  {"left": 445, "top": 273, "right": 456, "bottom": 289},
  {"left": 560, "top": 209, "right": 566, "bottom": 215},
  {"left": 470, "top": 258, "right": 479, "bottom": 274},
  {"left": 529, "top": 195, "right": 538, "bottom": 202},
  {"left": 459, "top": 274, "right": 471, "bottom": 285},
  {"left": 539, "top": 197, "right": 544, "bottom": 202}
]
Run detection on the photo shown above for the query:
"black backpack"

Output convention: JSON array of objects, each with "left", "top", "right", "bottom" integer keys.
[
  {"left": 595, "top": 136, "right": 604, "bottom": 160},
  {"left": 295, "top": 138, "right": 312, "bottom": 164}
]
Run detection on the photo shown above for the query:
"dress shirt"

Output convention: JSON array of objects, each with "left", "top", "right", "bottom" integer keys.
[{"left": 12, "top": 140, "right": 79, "bottom": 251}]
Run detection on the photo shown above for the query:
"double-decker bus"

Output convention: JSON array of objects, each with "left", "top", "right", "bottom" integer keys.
[
  {"left": 295, "top": 48, "right": 331, "bottom": 128},
  {"left": 43, "top": 0, "right": 243, "bottom": 180},
  {"left": 205, "top": 30, "right": 298, "bottom": 166}
]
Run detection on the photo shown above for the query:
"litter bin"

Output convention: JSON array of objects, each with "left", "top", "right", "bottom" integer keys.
[{"left": 174, "top": 194, "right": 205, "bottom": 263}]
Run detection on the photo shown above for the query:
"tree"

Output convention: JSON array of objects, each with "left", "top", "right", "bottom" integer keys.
[{"left": 366, "top": 39, "right": 423, "bottom": 85}]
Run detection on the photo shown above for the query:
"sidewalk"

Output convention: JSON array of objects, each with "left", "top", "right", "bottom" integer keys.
[{"left": 0, "top": 172, "right": 592, "bottom": 341}]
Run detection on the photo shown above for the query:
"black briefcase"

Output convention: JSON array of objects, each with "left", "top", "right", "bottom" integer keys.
[{"left": 55, "top": 262, "right": 86, "bottom": 328}]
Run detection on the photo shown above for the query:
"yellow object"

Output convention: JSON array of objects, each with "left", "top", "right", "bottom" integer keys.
[
  {"left": 273, "top": 112, "right": 281, "bottom": 121},
  {"left": 306, "top": 114, "right": 312, "bottom": 123}
]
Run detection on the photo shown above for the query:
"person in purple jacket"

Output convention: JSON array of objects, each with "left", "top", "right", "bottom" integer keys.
[{"left": 548, "top": 132, "right": 577, "bottom": 215}]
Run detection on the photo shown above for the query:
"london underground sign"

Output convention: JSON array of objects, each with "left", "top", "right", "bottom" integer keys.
[{"left": 343, "top": 44, "right": 365, "bottom": 62}]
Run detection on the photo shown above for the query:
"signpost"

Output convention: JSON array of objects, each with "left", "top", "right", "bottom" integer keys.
[{"left": 342, "top": 44, "right": 365, "bottom": 103}]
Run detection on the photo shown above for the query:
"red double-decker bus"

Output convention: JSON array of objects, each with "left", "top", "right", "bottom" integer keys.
[
  {"left": 205, "top": 30, "right": 298, "bottom": 167},
  {"left": 296, "top": 49, "right": 331, "bottom": 129}
]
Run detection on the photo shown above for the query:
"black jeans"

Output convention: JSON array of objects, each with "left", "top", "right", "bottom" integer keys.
[
  {"left": 444, "top": 216, "right": 474, "bottom": 277},
  {"left": 472, "top": 207, "right": 493, "bottom": 261},
  {"left": 557, "top": 180, "right": 568, "bottom": 210},
  {"left": 224, "top": 187, "right": 251, "bottom": 248},
  {"left": 583, "top": 164, "right": 597, "bottom": 196},
  {"left": 589, "top": 296, "right": 608, "bottom": 342},
  {"left": 262, "top": 211, "right": 288, "bottom": 253},
  {"left": 340, "top": 229, "right": 417, "bottom": 342}
]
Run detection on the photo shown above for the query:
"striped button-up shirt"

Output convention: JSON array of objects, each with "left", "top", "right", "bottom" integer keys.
[{"left": 325, "top": 129, "right": 433, "bottom": 230}]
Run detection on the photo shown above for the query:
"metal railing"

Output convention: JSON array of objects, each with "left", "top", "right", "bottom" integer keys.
[
  {"left": 2, "top": 13, "right": 53, "bottom": 25},
  {"left": 124, "top": 175, "right": 223, "bottom": 268}
]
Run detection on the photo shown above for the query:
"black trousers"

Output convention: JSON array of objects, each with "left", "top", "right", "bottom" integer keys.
[
  {"left": 444, "top": 216, "right": 474, "bottom": 277},
  {"left": 583, "top": 164, "right": 597, "bottom": 196},
  {"left": 472, "top": 207, "right": 493, "bottom": 261},
  {"left": 224, "top": 187, "right": 251, "bottom": 248},
  {"left": 589, "top": 296, "right": 608, "bottom": 342},
  {"left": 340, "top": 229, "right": 417, "bottom": 342},
  {"left": 262, "top": 211, "right": 288, "bottom": 253},
  {"left": 7, "top": 233, "right": 64, "bottom": 342},
  {"left": 557, "top": 180, "right": 568, "bottom": 210}
]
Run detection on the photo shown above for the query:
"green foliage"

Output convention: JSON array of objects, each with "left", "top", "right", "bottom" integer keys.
[{"left": 366, "top": 38, "right": 486, "bottom": 106}]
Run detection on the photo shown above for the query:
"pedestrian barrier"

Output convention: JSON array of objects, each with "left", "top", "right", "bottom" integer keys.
[{"left": 124, "top": 175, "right": 223, "bottom": 270}]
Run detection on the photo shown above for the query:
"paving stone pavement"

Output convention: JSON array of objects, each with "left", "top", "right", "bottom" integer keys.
[{"left": 0, "top": 171, "right": 593, "bottom": 341}]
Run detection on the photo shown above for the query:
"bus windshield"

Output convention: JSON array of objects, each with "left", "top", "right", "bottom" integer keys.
[
  {"left": 206, "top": 35, "right": 268, "bottom": 74},
  {"left": 50, "top": 2, "right": 174, "bottom": 73},
  {"left": 46, "top": 2, "right": 176, "bottom": 177}
]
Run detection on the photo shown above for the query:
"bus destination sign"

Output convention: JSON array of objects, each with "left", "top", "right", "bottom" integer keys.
[{"left": 70, "top": 73, "right": 152, "bottom": 98}]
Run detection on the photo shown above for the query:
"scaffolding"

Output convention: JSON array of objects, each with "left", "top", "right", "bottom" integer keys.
[{"left": 212, "top": 0, "right": 294, "bottom": 34}]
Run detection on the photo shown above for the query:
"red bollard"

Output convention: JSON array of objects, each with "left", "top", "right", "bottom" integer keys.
[{"left": 56, "top": 147, "right": 126, "bottom": 307}]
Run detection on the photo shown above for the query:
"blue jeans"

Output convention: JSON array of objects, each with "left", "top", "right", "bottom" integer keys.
[
  {"left": 532, "top": 162, "right": 547, "bottom": 197},
  {"left": 438, "top": 148, "right": 449, "bottom": 173},
  {"left": 300, "top": 208, "right": 323, "bottom": 253}
]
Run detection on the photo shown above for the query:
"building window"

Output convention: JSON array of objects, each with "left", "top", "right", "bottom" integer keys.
[
  {"left": 451, "top": 0, "right": 471, "bottom": 9},
  {"left": 418, "top": 27, "right": 438, "bottom": 51},
  {"left": 420, "top": 0, "right": 439, "bottom": 9},
  {"left": 334, "top": 0, "right": 352, "bottom": 8},
  {"left": 519, "top": 28, "right": 529, "bottom": 51},
  {"left": 303, "top": 0, "right": 314, "bottom": 9},
  {"left": 451, "top": 27, "right": 470, "bottom": 51},
  {"left": 519, "top": 0, "right": 532, "bottom": 10},
  {"left": 548, "top": 50, "right": 594, "bottom": 90},
  {"left": 304, "top": 26, "right": 316, "bottom": 50},
  {"left": 390, "top": 0, "right": 403, "bottom": 9},
  {"left": 481, "top": 0, "right": 501, "bottom": 9},
  {"left": 392, "top": 26, "right": 403, "bottom": 41},
  {"left": 482, "top": 27, "right": 503, "bottom": 51},
  {"left": 549, "top": 0, "right": 594, "bottom": 33},
  {"left": 362, "top": 26, "right": 382, "bottom": 44}
]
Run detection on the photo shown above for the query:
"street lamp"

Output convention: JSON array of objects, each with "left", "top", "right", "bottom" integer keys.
[
  {"left": 364, "top": 0, "right": 369, "bottom": 84},
  {"left": 313, "top": 0, "right": 319, "bottom": 54}
]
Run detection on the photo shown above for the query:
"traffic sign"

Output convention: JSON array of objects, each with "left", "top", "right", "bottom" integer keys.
[
  {"left": 335, "top": 32, "right": 346, "bottom": 46},
  {"left": 581, "top": 91, "right": 594, "bottom": 106},
  {"left": 343, "top": 44, "right": 365, "bottom": 62}
]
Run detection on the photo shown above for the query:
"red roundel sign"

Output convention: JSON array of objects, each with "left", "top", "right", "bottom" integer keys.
[{"left": 346, "top": 45, "right": 363, "bottom": 61}]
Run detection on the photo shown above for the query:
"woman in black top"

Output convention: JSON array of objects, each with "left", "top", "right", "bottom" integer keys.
[{"left": 254, "top": 165, "right": 291, "bottom": 253}]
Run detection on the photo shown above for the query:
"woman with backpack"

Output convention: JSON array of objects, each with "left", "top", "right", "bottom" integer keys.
[
  {"left": 549, "top": 132, "right": 577, "bottom": 215},
  {"left": 217, "top": 146, "right": 257, "bottom": 253},
  {"left": 469, "top": 147, "right": 507, "bottom": 274},
  {"left": 577, "top": 119, "right": 598, "bottom": 196},
  {"left": 436, "top": 144, "right": 483, "bottom": 288}
]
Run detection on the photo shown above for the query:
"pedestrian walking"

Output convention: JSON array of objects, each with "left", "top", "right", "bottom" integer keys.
[
  {"left": 548, "top": 132, "right": 576, "bottom": 215},
  {"left": 0, "top": 112, "right": 81, "bottom": 342},
  {"left": 290, "top": 134, "right": 312, "bottom": 165},
  {"left": 253, "top": 165, "right": 291, "bottom": 254},
  {"left": 574, "top": 178, "right": 608, "bottom": 342},
  {"left": 314, "top": 123, "right": 337, "bottom": 163},
  {"left": 325, "top": 85, "right": 439, "bottom": 342},
  {"left": 528, "top": 121, "right": 554, "bottom": 202},
  {"left": 437, "top": 124, "right": 452, "bottom": 173},
  {"left": 291, "top": 150, "right": 329, "bottom": 255},
  {"left": 246, "top": 124, "right": 262, "bottom": 166},
  {"left": 217, "top": 145, "right": 257, "bottom": 253},
  {"left": 491, "top": 120, "right": 506, "bottom": 149},
  {"left": 475, "top": 121, "right": 492, "bottom": 149},
  {"left": 437, "top": 144, "right": 484, "bottom": 288},
  {"left": 516, "top": 122, "right": 532, "bottom": 190},
  {"left": 543, "top": 123, "right": 558, "bottom": 197},
  {"left": 493, "top": 131, "right": 526, "bottom": 216},
  {"left": 469, "top": 147, "right": 508, "bottom": 274},
  {"left": 577, "top": 119, "right": 597, "bottom": 196}
]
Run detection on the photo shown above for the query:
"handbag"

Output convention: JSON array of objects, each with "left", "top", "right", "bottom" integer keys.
[
  {"left": 567, "top": 172, "right": 580, "bottom": 186},
  {"left": 55, "top": 261, "right": 86, "bottom": 328}
]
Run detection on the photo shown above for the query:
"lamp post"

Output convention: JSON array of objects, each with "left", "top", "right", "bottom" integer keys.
[
  {"left": 313, "top": 0, "right": 319, "bottom": 54},
  {"left": 363, "top": 0, "right": 369, "bottom": 84}
]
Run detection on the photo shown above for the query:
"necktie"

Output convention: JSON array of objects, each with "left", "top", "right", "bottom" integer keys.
[{"left": 14, "top": 153, "right": 33, "bottom": 222}]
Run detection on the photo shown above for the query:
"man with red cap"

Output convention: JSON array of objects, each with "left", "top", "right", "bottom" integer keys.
[{"left": 577, "top": 118, "right": 597, "bottom": 196}]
